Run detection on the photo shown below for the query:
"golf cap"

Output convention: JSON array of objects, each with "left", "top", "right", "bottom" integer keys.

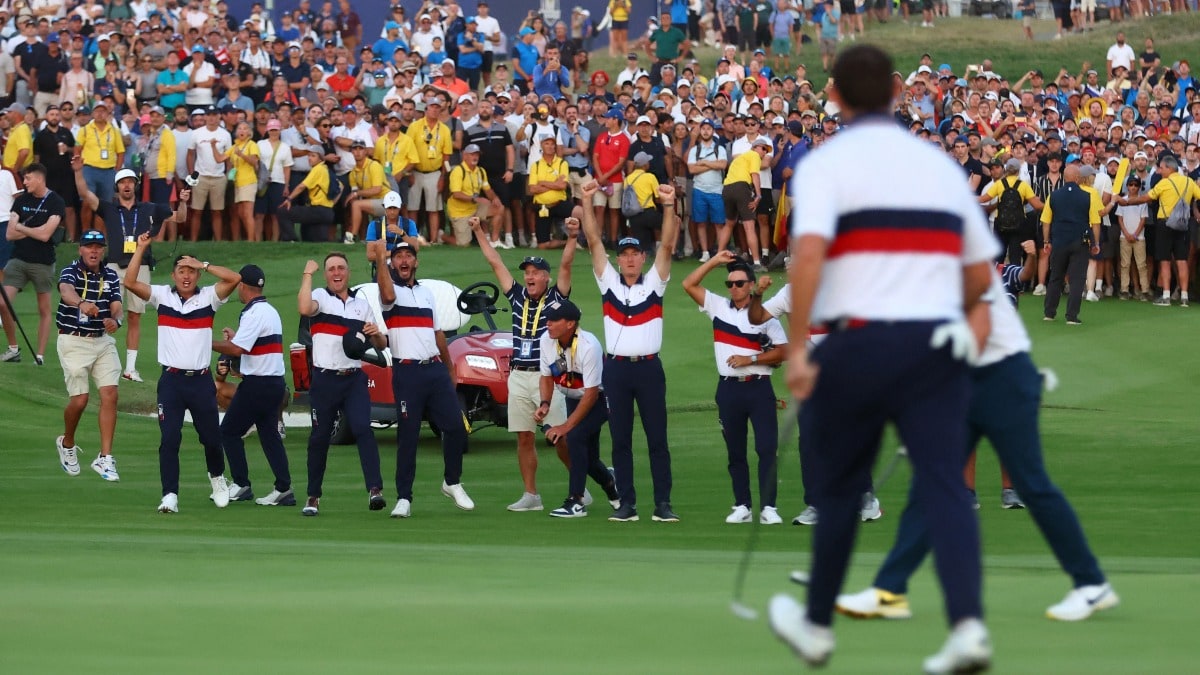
[
  {"left": 114, "top": 169, "right": 138, "bottom": 184},
  {"left": 238, "top": 264, "right": 266, "bottom": 288},
  {"left": 350, "top": 139, "right": 367, "bottom": 149},
  {"left": 463, "top": 143, "right": 481, "bottom": 154},
  {"left": 617, "top": 237, "right": 643, "bottom": 252},
  {"left": 1004, "top": 158, "right": 1022, "bottom": 171},
  {"left": 266, "top": 119, "right": 281, "bottom": 131},
  {"left": 383, "top": 192, "right": 403, "bottom": 209},
  {"left": 632, "top": 151, "right": 653, "bottom": 166},
  {"left": 519, "top": 256, "right": 551, "bottom": 272},
  {"left": 390, "top": 241, "right": 417, "bottom": 257},
  {"left": 544, "top": 298, "right": 581, "bottom": 322},
  {"left": 752, "top": 137, "right": 772, "bottom": 148},
  {"left": 79, "top": 230, "right": 106, "bottom": 246},
  {"left": 636, "top": 115, "right": 652, "bottom": 125},
  {"left": 1134, "top": 151, "right": 1149, "bottom": 160},
  {"left": 341, "top": 330, "right": 372, "bottom": 360},
  {"left": 1078, "top": 165, "right": 1097, "bottom": 178},
  {"left": 4, "top": 102, "right": 26, "bottom": 114}
]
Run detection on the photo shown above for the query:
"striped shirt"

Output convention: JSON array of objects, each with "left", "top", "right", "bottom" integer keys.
[
  {"left": 506, "top": 282, "right": 569, "bottom": 368},
  {"left": 382, "top": 282, "right": 439, "bottom": 361},
  {"left": 997, "top": 263, "right": 1024, "bottom": 307},
  {"left": 596, "top": 262, "right": 668, "bottom": 357},
  {"left": 789, "top": 118, "right": 998, "bottom": 323},
  {"left": 230, "top": 296, "right": 284, "bottom": 377},
  {"left": 702, "top": 291, "right": 788, "bottom": 377},
  {"left": 539, "top": 329, "right": 604, "bottom": 399},
  {"left": 149, "top": 285, "right": 228, "bottom": 370},
  {"left": 309, "top": 287, "right": 373, "bottom": 370},
  {"left": 56, "top": 260, "right": 121, "bottom": 336}
]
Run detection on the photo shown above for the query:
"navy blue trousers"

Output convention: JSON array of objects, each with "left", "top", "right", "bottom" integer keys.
[
  {"left": 874, "top": 351, "right": 1106, "bottom": 594},
  {"left": 221, "top": 375, "right": 291, "bottom": 493},
  {"left": 157, "top": 370, "right": 225, "bottom": 496},
  {"left": 564, "top": 394, "right": 614, "bottom": 497},
  {"left": 798, "top": 322, "right": 982, "bottom": 627},
  {"left": 716, "top": 377, "right": 778, "bottom": 508},
  {"left": 392, "top": 361, "right": 467, "bottom": 501},
  {"left": 306, "top": 369, "right": 383, "bottom": 498},
  {"left": 603, "top": 356, "right": 672, "bottom": 507}
]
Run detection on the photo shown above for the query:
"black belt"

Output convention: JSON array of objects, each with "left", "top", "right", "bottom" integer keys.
[
  {"left": 163, "top": 366, "right": 210, "bottom": 376},
  {"left": 59, "top": 329, "right": 104, "bottom": 338},
  {"left": 719, "top": 374, "right": 768, "bottom": 382},
  {"left": 569, "top": 167, "right": 588, "bottom": 175},
  {"left": 315, "top": 367, "right": 359, "bottom": 376},
  {"left": 606, "top": 353, "right": 658, "bottom": 362},
  {"left": 416, "top": 169, "right": 441, "bottom": 174},
  {"left": 394, "top": 357, "right": 441, "bottom": 365},
  {"left": 511, "top": 365, "right": 539, "bottom": 372}
]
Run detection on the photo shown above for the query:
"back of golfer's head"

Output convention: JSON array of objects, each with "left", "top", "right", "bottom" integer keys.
[{"left": 831, "top": 45, "right": 894, "bottom": 114}]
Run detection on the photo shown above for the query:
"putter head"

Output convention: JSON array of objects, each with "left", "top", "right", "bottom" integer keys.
[{"left": 730, "top": 600, "right": 759, "bottom": 621}]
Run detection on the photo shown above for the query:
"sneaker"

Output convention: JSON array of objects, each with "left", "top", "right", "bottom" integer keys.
[
  {"left": 55, "top": 436, "right": 81, "bottom": 476},
  {"left": 441, "top": 481, "right": 475, "bottom": 510},
  {"left": 527, "top": 239, "right": 538, "bottom": 249},
  {"left": 157, "top": 492, "right": 179, "bottom": 513},
  {"left": 503, "top": 234, "right": 515, "bottom": 249},
  {"left": 549, "top": 497, "right": 587, "bottom": 518},
  {"left": 1000, "top": 488, "right": 1025, "bottom": 509},
  {"left": 1182, "top": 297, "right": 1190, "bottom": 308},
  {"left": 390, "top": 498, "right": 411, "bottom": 518},
  {"left": 369, "top": 487, "right": 386, "bottom": 510},
  {"left": 860, "top": 492, "right": 882, "bottom": 522},
  {"left": 922, "top": 618, "right": 991, "bottom": 675},
  {"left": 725, "top": 504, "right": 753, "bottom": 524},
  {"left": 302, "top": 496, "right": 320, "bottom": 516},
  {"left": 753, "top": 263, "right": 768, "bottom": 274},
  {"left": 1140, "top": 292, "right": 1151, "bottom": 302},
  {"left": 608, "top": 502, "right": 639, "bottom": 522},
  {"left": 1045, "top": 582, "right": 1119, "bottom": 621},
  {"left": 1043, "top": 316, "right": 1055, "bottom": 322},
  {"left": 121, "top": 369, "right": 143, "bottom": 383},
  {"left": 581, "top": 488, "right": 594, "bottom": 507},
  {"left": 1085, "top": 291, "right": 1100, "bottom": 302},
  {"left": 792, "top": 505, "right": 818, "bottom": 525},
  {"left": 652, "top": 502, "right": 680, "bottom": 522},
  {"left": 760, "top": 506, "right": 782, "bottom": 525},
  {"left": 1104, "top": 285, "right": 1113, "bottom": 297},
  {"left": 1032, "top": 284, "right": 1046, "bottom": 296},
  {"left": 698, "top": 250, "right": 710, "bottom": 263},
  {"left": 507, "top": 492, "right": 544, "bottom": 512},
  {"left": 836, "top": 587, "right": 913, "bottom": 619},
  {"left": 1154, "top": 296, "right": 1171, "bottom": 306},
  {"left": 209, "top": 474, "right": 229, "bottom": 508},
  {"left": 228, "top": 483, "right": 254, "bottom": 502},
  {"left": 255, "top": 489, "right": 297, "bottom": 506},
  {"left": 1119, "top": 291, "right": 1131, "bottom": 300},
  {"left": 0, "top": 347, "right": 20, "bottom": 362},
  {"left": 767, "top": 594, "right": 835, "bottom": 667},
  {"left": 1172, "top": 289, "right": 1180, "bottom": 301},
  {"left": 90, "top": 454, "right": 119, "bottom": 481},
  {"left": 1066, "top": 318, "right": 1083, "bottom": 326},
  {"left": 342, "top": 232, "right": 356, "bottom": 244}
]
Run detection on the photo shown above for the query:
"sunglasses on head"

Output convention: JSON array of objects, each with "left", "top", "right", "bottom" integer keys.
[{"left": 725, "top": 280, "right": 751, "bottom": 288}]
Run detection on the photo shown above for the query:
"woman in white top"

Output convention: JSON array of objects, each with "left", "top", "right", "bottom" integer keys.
[{"left": 255, "top": 120, "right": 293, "bottom": 242}]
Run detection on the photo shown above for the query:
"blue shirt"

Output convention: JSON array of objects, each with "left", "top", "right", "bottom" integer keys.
[
  {"left": 512, "top": 42, "right": 540, "bottom": 81},
  {"left": 156, "top": 68, "right": 188, "bottom": 110},
  {"left": 366, "top": 216, "right": 418, "bottom": 251},
  {"left": 456, "top": 32, "right": 484, "bottom": 70},
  {"left": 372, "top": 37, "right": 408, "bottom": 62},
  {"left": 56, "top": 260, "right": 122, "bottom": 336},
  {"left": 532, "top": 63, "right": 570, "bottom": 98}
]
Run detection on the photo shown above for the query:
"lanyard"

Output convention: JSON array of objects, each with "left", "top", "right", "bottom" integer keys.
[
  {"left": 555, "top": 332, "right": 578, "bottom": 365},
  {"left": 384, "top": 133, "right": 404, "bottom": 159},
  {"left": 119, "top": 204, "right": 138, "bottom": 238},
  {"left": 92, "top": 123, "right": 111, "bottom": 150},
  {"left": 519, "top": 293, "right": 545, "bottom": 338}
]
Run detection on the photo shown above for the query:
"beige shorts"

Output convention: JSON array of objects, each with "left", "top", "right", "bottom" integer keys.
[
  {"left": 106, "top": 263, "right": 150, "bottom": 314},
  {"left": 58, "top": 333, "right": 121, "bottom": 396},
  {"left": 1080, "top": 0, "right": 1096, "bottom": 11},
  {"left": 192, "top": 174, "right": 228, "bottom": 210},
  {"left": 3, "top": 259, "right": 55, "bottom": 294},
  {"left": 592, "top": 182, "right": 623, "bottom": 208},
  {"left": 356, "top": 198, "right": 386, "bottom": 218},
  {"left": 449, "top": 215, "right": 477, "bottom": 247},
  {"left": 507, "top": 368, "right": 566, "bottom": 432},
  {"left": 233, "top": 183, "right": 257, "bottom": 203},
  {"left": 411, "top": 171, "right": 443, "bottom": 211},
  {"left": 567, "top": 170, "right": 591, "bottom": 201}
]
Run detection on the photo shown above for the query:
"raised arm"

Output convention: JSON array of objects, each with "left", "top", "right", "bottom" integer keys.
[
  {"left": 371, "top": 239, "right": 396, "bottom": 306},
  {"left": 177, "top": 255, "right": 240, "bottom": 300},
  {"left": 746, "top": 275, "right": 775, "bottom": 325},
  {"left": 469, "top": 216, "right": 515, "bottom": 289},
  {"left": 124, "top": 233, "right": 154, "bottom": 301},
  {"left": 682, "top": 249, "right": 734, "bottom": 306},
  {"left": 558, "top": 216, "right": 579, "bottom": 294},
  {"left": 298, "top": 259, "right": 320, "bottom": 316},
  {"left": 653, "top": 183, "right": 679, "bottom": 280},
  {"left": 71, "top": 155, "right": 100, "bottom": 211},
  {"left": 578, "top": 179, "right": 609, "bottom": 278}
]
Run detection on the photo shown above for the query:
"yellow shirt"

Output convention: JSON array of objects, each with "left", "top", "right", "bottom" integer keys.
[
  {"left": 528, "top": 156, "right": 568, "bottom": 206},
  {"left": 374, "top": 132, "right": 419, "bottom": 176},
  {"left": 76, "top": 121, "right": 125, "bottom": 169},
  {"left": 406, "top": 118, "right": 452, "bottom": 173},
  {"left": 608, "top": 0, "right": 631, "bottom": 22},
  {"left": 622, "top": 169, "right": 659, "bottom": 211},
  {"left": 1146, "top": 173, "right": 1200, "bottom": 220},
  {"left": 2, "top": 122, "right": 32, "bottom": 170},
  {"left": 350, "top": 158, "right": 386, "bottom": 192},
  {"left": 724, "top": 150, "right": 762, "bottom": 186},
  {"left": 303, "top": 165, "right": 335, "bottom": 208},
  {"left": 149, "top": 127, "right": 177, "bottom": 180},
  {"left": 983, "top": 177, "right": 1036, "bottom": 203},
  {"left": 231, "top": 139, "right": 259, "bottom": 188},
  {"left": 447, "top": 164, "right": 491, "bottom": 219}
]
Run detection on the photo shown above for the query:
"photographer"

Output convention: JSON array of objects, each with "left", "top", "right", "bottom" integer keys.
[{"left": 532, "top": 46, "right": 570, "bottom": 100}]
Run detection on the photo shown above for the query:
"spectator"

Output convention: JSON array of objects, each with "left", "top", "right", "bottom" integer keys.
[
  {"left": 345, "top": 139, "right": 387, "bottom": 243},
  {"left": 183, "top": 45, "right": 216, "bottom": 106},
  {"left": 255, "top": 119, "right": 293, "bottom": 242},
  {"left": 187, "top": 105, "right": 232, "bottom": 241}
]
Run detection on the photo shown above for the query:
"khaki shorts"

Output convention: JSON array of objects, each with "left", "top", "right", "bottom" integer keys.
[
  {"left": 192, "top": 174, "right": 228, "bottom": 210},
  {"left": 411, "top": 171, "right": 443, "bottom": 211},
  {"left": 233, "top": 183, "right": 257, "bottom": 203},
  {"left": 449, "top": 215, "right": 477, "bottom": 247},
  {"left": 357, "top": 198, "right": 386, "bottom": 218},
  {"left": 4, "top": 258, "right": 55, "bottom": 294},
  {"left": 59, "top": 333, "right": 121, "bottom": 396},
  {"left": 567, "top": 170, "right": 591, "bottom": 201},
  {"left": 107, "top": 263, "right": 150, "bottom": 314},
  {"left": 592, "top": 182, "right": 623, "bottom": 209},
  {"left": 507, "top": 368, "right": 566, "bottom": 432}
]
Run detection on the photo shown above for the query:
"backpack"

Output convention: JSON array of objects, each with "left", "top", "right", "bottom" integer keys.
[
  {"left": 1163, "top": 178, "right": 1192, "bottom": 232},
  {"left": 994, "top": 178, "right": 1025, "bottom": 233},
  {"left": 621, "top": 172, "right": 651, "bottom": 217},
  {"left": 322, "top": 163, "right": 344, "bottom": 205}
]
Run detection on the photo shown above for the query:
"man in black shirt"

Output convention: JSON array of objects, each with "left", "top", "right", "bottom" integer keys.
[
  {"left": 952, "top": 136, "right": 986, "bottom": 195},
  {"left": 32, "top": 35, "right": 67, "bottom": 117},
  {"left": 33, "top": 105, "right": 77, "bottom": 239},
  {"left": 10, "top": 18, "right": 46, "bottom": 108},
  {"left": 626, "top": 115, "right": 671, "bottom": 185},
  {"left": 464, "top": 103, "right": 516, "bottom": 247},
  {"left": 0, "top": 164, "right": 66, "bottom": 365}
]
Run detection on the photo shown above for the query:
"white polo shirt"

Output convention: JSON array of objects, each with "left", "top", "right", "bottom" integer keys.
[
  {"left": 702, "top": 291, "right": 788, "bottom": 377},
  {"left": 382, "top": 281, "right": 439, "bottom": 361},
  {"left": 190, "top": 125, "right": 232, "bottom": 177},
  {"left": 596, "top": 262, "right": 667, "bottom": 357},
  {"left": 977, "top": 268, "right": 1032, "bottom": 368},
  {"left": 789, "top": 118, "right": 999, "bottom": 324},
  {"left": 539, "top": 328, "right": 604, "bottom": 399},
  {"left": 149, "top": 284, "right": 228, "bottom": 370},
  {"left": 762, "top": 281, "right": 826, "bottom": 345},
  {"left": 309, "top": 287, "right": 372, "bottom": 370},
  {"left": 230, "top": 296, "right": 285, "bottom": 377}
]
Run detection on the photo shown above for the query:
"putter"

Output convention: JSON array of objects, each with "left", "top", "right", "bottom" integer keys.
[
  {"left": 0, "top": 283, "right": 39, "bottom": 364},
  {"left": 730, "top": 396, "right": 801, "bottom": 622}
]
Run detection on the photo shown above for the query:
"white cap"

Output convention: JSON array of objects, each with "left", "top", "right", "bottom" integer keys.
[
  {"left": 677, "top": 79, "right": 691, "bottom": 88},
  {"left": 383, "top": 191, "right": 402, "bottom": 209},
  {"left": 917, "top": 65, "right": 932, "bottom": 74},
  {"left": 635, "top": 115, "right": 652, "bottom": 125},
  {"left": 114, "top": 169, "right": 138, "bottom": 185},
  {"left": 457, "top": 93, "right": 475, "bottom": 103}
]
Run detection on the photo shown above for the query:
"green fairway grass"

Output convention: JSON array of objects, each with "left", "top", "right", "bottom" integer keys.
[{"left": 1, "top": 239, "right": 1197, "bottom": 673}]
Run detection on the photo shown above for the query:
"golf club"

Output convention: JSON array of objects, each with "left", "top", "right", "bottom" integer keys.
[
  {"left": 0, "top": 283, "right": 40, "bottom": 364},
  {"left": 730, "top": 396, "right": 801, "bottom": 622}
]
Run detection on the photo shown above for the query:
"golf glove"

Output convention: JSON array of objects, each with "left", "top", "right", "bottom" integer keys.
[{"left": 930, "top": 320, "right": 979, "bottom": 365}]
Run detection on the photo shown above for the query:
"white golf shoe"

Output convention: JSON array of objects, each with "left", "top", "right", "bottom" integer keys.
[
  {"left": 391, "top": 498, "right": 412, "bottom": 518},
  {"left": 922, "top": 618, "right": 991, "bottom": 675},
  {"left": 836, "top": 587, "right": 913, "bottom": 619},
  {"left": 725, "top": 504, "right": 752, "bottom": 524},
  {"left": 441, "top": 482, "right": 475, "bottom": 510},
  {"left": 759, "top": 506, "right": 782, "bottom": 525},
  {"left": 768, "top": 594, "right": 835, "bottom": 667},
  {"left": 55, "top": 436, "right": 81, "bottom": 476},
  {"left": 209, "top": 474, "right": 230, "bottom": 508},
  {"left": 157, "top": 493, "right": 179, "bottom": 513},
  {"left": 1045, "top": 582, "right": 1119, "bottom": 621}
]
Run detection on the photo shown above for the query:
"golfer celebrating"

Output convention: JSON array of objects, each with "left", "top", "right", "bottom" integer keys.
[{"left": 766, "top": 46, "right": 999, "bottom": 675}]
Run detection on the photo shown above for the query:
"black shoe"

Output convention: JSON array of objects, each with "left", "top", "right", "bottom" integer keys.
[
  {"left": 1065, "top": 318, "right": 1082, "bottom": 325},
  {"left": 608, "top": 501, "right": 639, "bottom": 522},
  {"left": 652, "top": 502, "right": 680, "bottom": 522},
  {"left": 368, "top": 487, "right": 385, "bottom": 511}
]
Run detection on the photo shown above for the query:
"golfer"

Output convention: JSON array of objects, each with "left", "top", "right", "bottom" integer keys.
[
  {"left": 767, "top": 45, "right": 999, "bottom": 675},
  {"left": 123, "top": 233, "right": 242, "bottom": 514},
  {"left": 54, "top": 230, "right": 123, "bottom": 481}
]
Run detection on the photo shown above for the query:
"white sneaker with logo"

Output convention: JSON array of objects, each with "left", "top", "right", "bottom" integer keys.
[
  {"left": 1045, "top": 582, "right": 1119, "bottom": 621},
  {"left": 922, "top": 618, "right": 991, "bottom": 675},
  {"left": 792, "top": 505, "right": 818, "bottom": 525},
  {"left": 391, "top": 498, "right": 411, "bottom": 518},
  {"left": 760, "top": 506, "right": 783, "bottom": 525},
  {"left": 56, "top": 436, "right": 81, "bottom": 476},
  {"left": 507, "top": 492, "right": 543, "bottom": 512},
  {"left": 90, "top": 453, "right": 120, "bottom": 481},
  {"left": 121, "top": 369, "right": 144, "bottom": 383},
  {"left": 836, "top": 587, "right": 913, "bottom": 619},
  {"left": 768, "top": 594, "right": 835, "bottom": 667},
  {"left": 725, "top": 504, "right": 752, "bottom": 524}
]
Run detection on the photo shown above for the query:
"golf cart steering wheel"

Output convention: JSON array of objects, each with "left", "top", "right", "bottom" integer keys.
[{"left": 457, "top": 281, "right": 501, "bottom": 315}]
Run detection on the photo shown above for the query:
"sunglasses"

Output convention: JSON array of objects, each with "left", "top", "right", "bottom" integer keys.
[
  {"left": 319, "top": 123, "right": 331, "bottom": 128},
  {"left": 725, "top": 280, "right": 751, "bottom": 288}
]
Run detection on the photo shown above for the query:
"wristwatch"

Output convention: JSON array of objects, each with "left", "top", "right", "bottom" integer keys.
[
  {"left": 751, "top": 354, "right": 758, "bottom": 364},
  {"left": 202, "top": 261, "right": 211, "bottom": 271}
]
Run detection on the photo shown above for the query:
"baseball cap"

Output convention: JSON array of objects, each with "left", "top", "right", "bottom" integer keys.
[
  {"left": 4, "top": 102, "right": 26, "bottom": 114},
  {"left": 1134, "top": 151, "right": 1149, "bottom": 160},
  {"left": 544, "top": 299, "right": 581, "bottom": 322},
  {"left": 635, "top": 115, "right": 652, "bottom": 125},
  {"left": 617, "top": 237, "right": 643, "bottom": 252},
  {"left": 1004, "top": 158, "right": 1022, "bottom": 171},
  {"left": 463, "top": 143, "right": 481, "bottom": 154},
  {"left": 350, "top": 139, "right": 367, "bottom": 149},
  {"left": 385, "top": 20, "right": 400, "bottom": 30},
  {"left": 520, "top": 256, "right": 551, "bottom": 272},
  {"left": 752, "top": 137, "right": 772, "bottom": 148},
  {"left": 341, "top": 330, "right": 372, "bottom": 360},
  {"left": 632, "top": 151, "right": 653, "bottom": 166},
  {"left": 190, "top": 108, "right": 206, "bottom": 117},
  {"left": 191, "top": 45, "right": 205, "bottom": 53},
  {"left": 114, "top": 169, "right": 138, "bottom": 185},
  {"left": 79, "top": 230, "right": 106, "bottom": 246},
  {"left": 238, "top": 264, "right": 266, "bottom": 288},
  {"left": 602, "top": 108, "right": 623, "bottom": 119},
  {"left": 787, "top": 121, "right": 804, "bottom": 135},
  {"left": 383, "top": 192, "right": 403, "bottom": 209},
  {"left": 266, "top": 119, "right": 281, "bottom": 131},
  {"left": 1078, "top": 165, "right": 1097, "bottom": 178},
  {"left": 390, "top": 240, "right": 418, "bottom": 257}
]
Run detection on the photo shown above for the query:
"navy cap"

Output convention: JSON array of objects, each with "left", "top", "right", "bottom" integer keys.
[
  {"left": 544, "top": 298, "right": 581, "bottom": 322},
  {"left": 617, "top": 236, "right": 642, "bottom": 252},
  {"left": 390, "top": 241, "right": 417, "bottom": 256},
  {"left": 79, "top": 230, "right": 106, "bottom": 246},
  {"left": 238, "top": 264, "right": 266, "bottom": 288},
  {"left": 519, "top": 256, "right": 551, "bottom": 272},
  {"left": 342, "top": 330, "right": 371, "bottom": 360}
]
